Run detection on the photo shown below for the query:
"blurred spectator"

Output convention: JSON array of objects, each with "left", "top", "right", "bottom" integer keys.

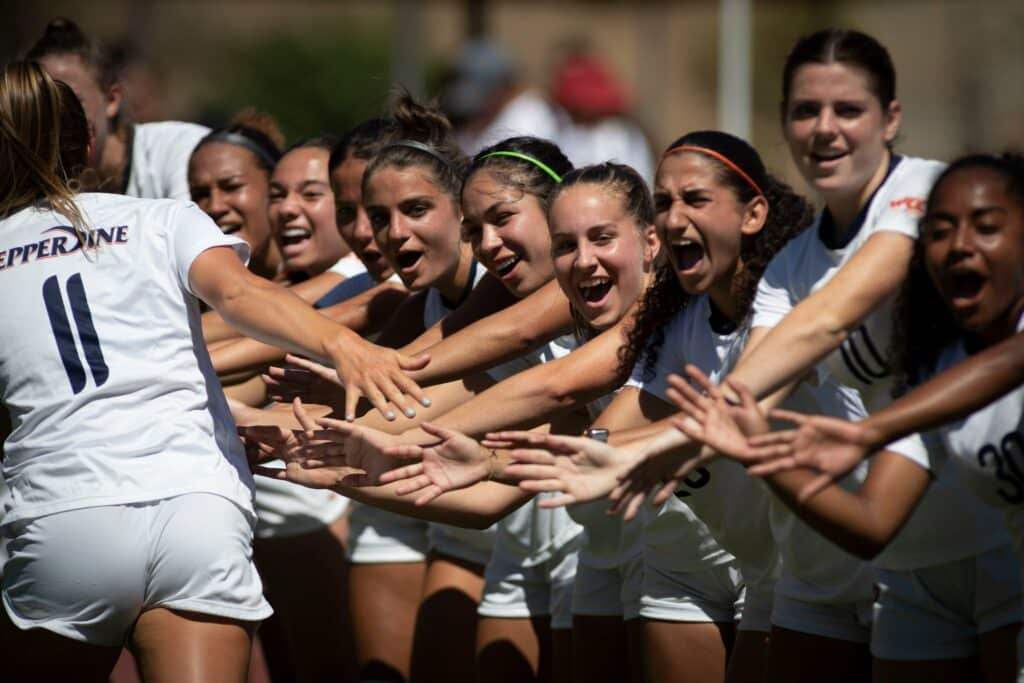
[
  {"left": 441, "top": 39, "right": 562, "bottom": 155},
  {"left": 551, "top": 50, "right": 655, "bottom": 184}
]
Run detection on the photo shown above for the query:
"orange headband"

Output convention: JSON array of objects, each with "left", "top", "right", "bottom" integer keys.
[{"left": 662, "top": 145, "right": 765, "bottom": 197}]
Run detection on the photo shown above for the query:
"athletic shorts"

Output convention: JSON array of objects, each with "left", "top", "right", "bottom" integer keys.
[
  {"left": 478, "top": 535, "right": 580, "bottom": 630},
  {"left": 640, "top": 558, "right": 744, "bottom": 624},
  {"left": 427, "top": 522, "right": 495, "bottom": 567},
  {"left": 872, "top": 544, "right": 1023, "bottom": 660},
  {"left": 2, "top": 493, "right": 272, "bottom": 646},
  {"left": 770, "top": 590, "right": 873, "bottom": 643},
  {"left": 347, "top": 503, "right": 429, "bottom": 565},
  {"left": 571, "top": 552, "right": 644, "bottom": 620}
]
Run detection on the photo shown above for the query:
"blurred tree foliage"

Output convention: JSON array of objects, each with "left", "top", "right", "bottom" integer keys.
[{"left": 194, "top": 22, "right": 395, "bottom": 143}]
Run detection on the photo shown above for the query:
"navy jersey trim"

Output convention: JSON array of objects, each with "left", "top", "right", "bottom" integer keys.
[{"left": 819, "top": 155, "right": 904, "bottom": 250}]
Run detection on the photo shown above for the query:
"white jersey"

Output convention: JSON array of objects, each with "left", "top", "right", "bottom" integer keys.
[
  {"left": 751, "top": 155, "right": 1007, "bottom": 570},
  {"left": 327, "top": 253, "right": 366, "bottom": 278},
  {"left": 124, "top": 122, "right": 210, "bottom": 201},
  {"left": 0, "top": 194, "right": 254, "bottom": 526},
  {"left": 905, "top": 315, "right": 1024, "bottom": 549},
  {"left": 422, "top": 259, "right": 499, "bottom": 564},
  {"left": 626, "top": 295, "right": 770, "bottom": 580}
]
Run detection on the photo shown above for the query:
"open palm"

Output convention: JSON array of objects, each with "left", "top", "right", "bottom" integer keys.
[{"left": 379, "top": 423, "right": 493, "bottom": 504}]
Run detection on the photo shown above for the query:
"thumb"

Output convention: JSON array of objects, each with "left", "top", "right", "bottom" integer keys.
[{"left": 419, "top": 421, "right": 458, "bottom": 442}]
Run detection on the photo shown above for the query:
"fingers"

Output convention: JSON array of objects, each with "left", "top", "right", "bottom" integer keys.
[
  {"left": 484, "top": 430, "right": 543, "bottom": 448},
  {"left": 747, "top": 455, "right": 800, "bottom": 477},
  {"left": 414, "top": 485, "right": 445, "bottom": 506},
  {"left": 398, "top": 351, "right": 431, "bottom": 373},
  {"left": 684, "top": 365, "right": 722, "bottom": 401},
  {"left": 253, "top": 465, "right": 289, "bottom": 480},
  {"left": 766, "top": 409, "right": 808, "bottom": 427},
  {"left": 518, "top": 479, "right": 568, "bottom": 493},
  {"left": 621, "top": 490, "right": 647, "bottom": 521},
  {"left": 397, "top": 475, "right": 435, "bottom": 497},
  {"left": 292, "top": 398, "right": 318, "bottom": 434},
  {"left": 342, "top": 385, "right": 360, "bottom": 423},
  {"left": 378, "top": 462, "right": 425, "bottom": 484},
  {"left": 419, "top": 421, "right": 458, "bottom": 443},
  {"left": 727, "top": 379, "right": 759, "bottom": 411},
  {"left": 652, "top": 479, "right": 680, "bottom": 506},
  {"left": 536, "top": 493, "right": 577, "bottom": 509},
  {"left": 508, "top": 450, "right": 557, "bottom": 466},
  {"left": 748, "top": 430, "right": 797, "bottom": 447},
  {"left": 505, "top": 464, "right": 562, "bottom": 482}
]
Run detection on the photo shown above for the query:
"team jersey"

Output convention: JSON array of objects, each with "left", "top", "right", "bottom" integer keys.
[
  {"left": 0, "top": 194, "right": 254, "bottom": 525},
  {"left": 422, "top": 259, "right": 500, "bottom": 564},
  {"left": 626, "top": 295, "right": 768, "bottom": 578},
  {"left": 905, "top": 315, "right": 1024, "bottom": 549},
  {"left": 124, "top": 122, "right": 210, "bottom": 201},
  {"left": 751, "top": 154, "right": 1007, "bottom": 570},
  {"left": 327, "top": 253, "right": 366, "bottom": 278}
]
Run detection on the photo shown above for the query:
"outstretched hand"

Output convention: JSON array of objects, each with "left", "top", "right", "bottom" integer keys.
[
  {"left": 487, "top": 431, "right": 644, "bottom": 511},
  {"left": 324, "top": 332, "right": 432, "bottom": 422},
  {"left": 666, "top": 365, "right": 771, "bottom": 464},
  {"left": 378, "top": 423, "right": 495, "bottom": 505},
  {"left": 263, "top": 355, "right": 345, "bottom": 409},
  {"left": 746, "top": 411, "right": 881, "bottom": 502}
]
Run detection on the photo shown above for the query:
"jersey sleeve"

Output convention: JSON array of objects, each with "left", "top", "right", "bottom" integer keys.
[
  {"left": 161, "top": 124, "right": 211, "bottom": 200},
  {"left": 750, "top": 247, "right": 797, "bottom": 330},
  {"left": 870, "top": 160, "right": 945, "bottom": 240},
  {"left": 167, "top": 201, "right": 250, "bottom": 296},
  {"left": 624, "top": 314, "right": 688, "bottom": 400}
]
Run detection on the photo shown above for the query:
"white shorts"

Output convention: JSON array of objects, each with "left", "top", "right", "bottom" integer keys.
[
  {"left": 2, "top": 493, "right": 272, "bottom": 646},
  {"left": 872, "top": 544, "right": 1023, "bottom": 660},
  {"left": 427, "top": 522, "right": 495, "bottom": 567},
  {"left": 770, "top": 590, "right": 873, "bottom": 643},
  {"left": 347, "top": 503, "right": 429, "bottom": 564},
  {"left": 252, "top": 474, "right": 348, "bottom": 539},
  {"left": 571, "top": 552, "right": 644, "bottom": 620},
  {"left": 640, "top": 558, "right": 744, "bottom": 624},
  {"left": 478, "top": 534, "right": 580, "bottom": 630}
]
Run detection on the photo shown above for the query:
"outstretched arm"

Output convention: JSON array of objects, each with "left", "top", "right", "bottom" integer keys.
[
  {"left": 729, "top": 231, "right": 914, "bottom": 398},
  {"left": 403, "top": 279, "right": 575, "bottom": 385},
  {"left": 210, "top": 281, "right": 410, "bottom": 377},
  {"left": 190, "top": 247, "right": 428, "bottom": 420}
]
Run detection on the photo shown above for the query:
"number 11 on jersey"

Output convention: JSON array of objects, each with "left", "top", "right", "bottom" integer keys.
[{"left": 43, "top": 273, "right": 109, "bottom": 394}]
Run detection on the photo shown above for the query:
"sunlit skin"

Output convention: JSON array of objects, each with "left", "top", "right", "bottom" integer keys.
[
  {"left": 922, "top": 167, "right": 1024, "bottom": 348},
  {"left": 269, "top": 147, "right": 348, "bottom": 276},
  {"left": 548, "top": 184, "right": 659, "bottom": 331},
  {"left": 188, "top": 142, "right": 280, "bottom": 279},
  {"left": 37, "top": 53, "right": 123, "bottom": 183},
  {"left": 460, "top": 169, "right": 555, "bottom": 298},
  {"left": 365, "top": 166, "right": 473, "bottom": 301},
  {"left": 653, "top": 152, "right": 766, "bottom": 320},
  {"left": 783, "top": 62, "right": 901, "bottom": 231},
  {"left": 331, "top": 157, "right": 394, "bottom": 282}
]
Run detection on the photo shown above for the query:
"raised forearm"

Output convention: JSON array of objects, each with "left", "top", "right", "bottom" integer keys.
[
  {"left": 864, "top": 331, "right": 1024, "bottom": 447},
  {"left": 405, "top": 280, "right": 574, "bottom": 385}
]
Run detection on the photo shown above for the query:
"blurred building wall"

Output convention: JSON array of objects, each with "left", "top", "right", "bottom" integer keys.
[{"left": 7, "top": 0, "right": 1023, "bottom": 194}]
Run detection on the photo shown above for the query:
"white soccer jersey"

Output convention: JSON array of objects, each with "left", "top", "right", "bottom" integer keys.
[
  {"left": 751, "top": 155, "right": 1007, "bottom": 571},
  {"left": 0, "top": 193, "right": 254, "bottom": 525},
  {"left": 909, "top": 316, "right": 1024, "bottom": 549},
  {"left": 422, "top": 259, "right": 499, "bottom": 564},
  {"left": 124, "top": 122, "right": 210, "bottom": 201},
  {"left": 626, "top": 295, "right": 770, "bottom": 579},
  {"left": 327, "top": 253, "right": 366, "bottom": 278}
]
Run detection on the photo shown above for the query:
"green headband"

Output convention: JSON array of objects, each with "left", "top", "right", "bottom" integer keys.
[{"left": 480, "top": 150, "right": 562, "bottom": 183}]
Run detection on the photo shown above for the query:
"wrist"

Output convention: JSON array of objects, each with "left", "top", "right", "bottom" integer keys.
[{"left": 322, "top": 327, "right": 356, "bottom": 361}]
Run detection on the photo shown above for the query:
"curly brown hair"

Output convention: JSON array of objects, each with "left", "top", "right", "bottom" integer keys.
[{"left": 623, "top": 131, "right": 814, "bottom": 380}]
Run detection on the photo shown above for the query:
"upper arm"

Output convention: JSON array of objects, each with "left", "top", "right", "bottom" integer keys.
[
  {"left": 188, "top": 245, "right": 268, "bottom": 309},
  {"left": 796, "top": 231, "right": 915, "bottom": 333}
]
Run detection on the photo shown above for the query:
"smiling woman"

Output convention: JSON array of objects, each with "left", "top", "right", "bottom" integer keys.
[
  {"left": 269, "top": 136, "right": 350, "bottom": 278},
  {"left": 188, "top": 112, "right": 285, "bottom": 281}
]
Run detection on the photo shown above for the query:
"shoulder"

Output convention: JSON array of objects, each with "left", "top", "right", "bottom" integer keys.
[{"left": 875, "top": 157, "right": 946, "bottom": 212}]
